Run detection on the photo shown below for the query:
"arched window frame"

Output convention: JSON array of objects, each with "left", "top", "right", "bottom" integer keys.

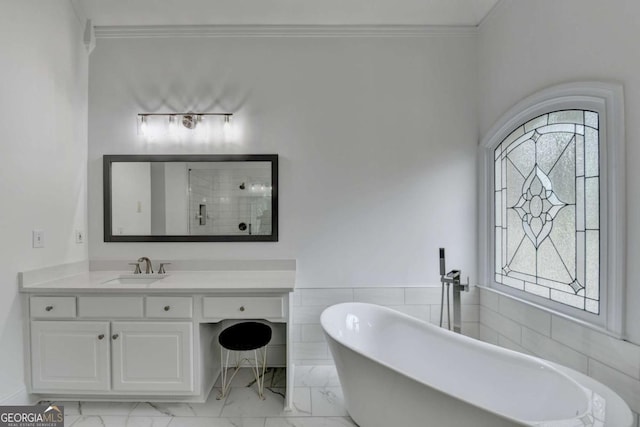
[{"left": 478, "top": 82, "right": 626, "bottom": 336}]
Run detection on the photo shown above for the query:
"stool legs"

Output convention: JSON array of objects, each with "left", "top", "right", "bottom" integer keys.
[
  {"left": 218, "top": 346, "right": 269, "bottom": 400},
  {"left": 251, "top": 347, "right": 268, "bottom": 399},
  {"left": 218, "top": 347, "right": 240, "bottom": 399}
]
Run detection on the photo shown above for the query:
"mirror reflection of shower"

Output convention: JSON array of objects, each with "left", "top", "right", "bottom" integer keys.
[{"left": 188, "top": 164, "right": 272, "bottom": 236}]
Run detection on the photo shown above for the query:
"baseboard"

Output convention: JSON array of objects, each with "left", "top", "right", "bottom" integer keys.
[{"left": 0, "top": 387, "right": 38, "bottom": 405}]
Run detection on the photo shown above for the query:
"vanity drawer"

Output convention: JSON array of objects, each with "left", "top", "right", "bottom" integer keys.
[
  {"left": 203, "top": 296, "right": 284, "bottom": 319},
  {"left": 78, "top": 297, "right": 144, "bottom": 318},
  {"left": 30, "top": 297, "right": 76, "bottom": 318},
  {"left": 146, "top": 297, "right": 193, "bottom": 318}
]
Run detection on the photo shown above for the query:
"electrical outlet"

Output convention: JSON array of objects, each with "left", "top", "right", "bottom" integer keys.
[
  {"left": 75, "top": 230, "right": 84, "bottom": 244},
  {"left": 32, "top": 230, "right": 44, "bottom": 248}
]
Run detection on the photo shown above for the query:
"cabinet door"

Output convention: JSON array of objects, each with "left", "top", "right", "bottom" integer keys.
[
  {"left": 111, "top": 322, "right": 193, "bottom": 392},
  {"left": 31, "top": 321, "right": 110, "bottom": 391}
]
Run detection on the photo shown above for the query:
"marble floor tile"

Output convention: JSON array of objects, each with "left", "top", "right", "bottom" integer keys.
[
  {"left": 220, "top": 387, "right": 285, "bottom": 418},
  {"left": 69, "top": 416, "right": 172, "bottom": 427},
  {"left": 81, "top": 401, "right": 137, "bottom": 416},
  {"left": 268, "top": 368, "right": 287, "bottom": 388},
  {"left": 130, "top": 402, "right": 198, "bottom": 417},
  {"left": 309, "top": 388, "right": 347, "bottom": 417},
  {"left": 67, "top": 416, "right": 106, "bottom": 427},
  {"left": 64, "top": 415, "right": 81, "bottom": 425},
  {"left": 221, "top": 387, "right": 311, "bottom": 418},
  {"left": 183, "top": 387, "right": 229, "bottom": 417},
  {"left": 294, "top": 366, "right": 340, "bottom": 388},
  {"left": 215, "top": 368, "right": 286, "bottom": 389},
  {"left": 48, "top": 366, "right": 353, "bottom": 427},
  {"left": 43, "top": 401, "right": 82, "bottom": 416},
  {"left": 167, "top": 417, "right": 266, "bottom": 427},
  {"left": 103, "top": 416, "right": 172, "bottom": 427},
  {"left": 264, "top": 417, "right": 357, "bottom": 427},
  {"left": 285, "top": 388, "right": 312, "bottom": 417}
]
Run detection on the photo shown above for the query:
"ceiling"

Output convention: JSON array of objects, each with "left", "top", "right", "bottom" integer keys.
[{"left": 71, "top": 0, "right": 500, "bottom": 27}]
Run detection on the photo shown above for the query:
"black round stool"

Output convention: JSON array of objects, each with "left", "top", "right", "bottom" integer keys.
[{"left": 218, "top": 322, "right": 272, "bottom": 399}]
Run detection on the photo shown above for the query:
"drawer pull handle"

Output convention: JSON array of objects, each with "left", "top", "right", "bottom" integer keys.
[
  {"left": 164, "top": 305, "right": 171, "bottom": 311},
  {"left": 239, "top": 306, "right": 246, "bottom": 312},
  {"left": 98, "top": 334, "right": 105, "bottom": 340},
  {"left": 45, "top": 305, "right": 54, "bottom": 312},
  {"left": 112, "top": 334, "right": 119, "bottom": 340}
]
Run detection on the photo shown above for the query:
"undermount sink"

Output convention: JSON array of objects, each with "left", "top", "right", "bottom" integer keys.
[{"left": 102, "top": 274, "right": 168, "bottom": 285}]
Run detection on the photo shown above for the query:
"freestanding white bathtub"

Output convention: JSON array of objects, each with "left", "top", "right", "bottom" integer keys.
[{"left": 321, "top": 302, "right": 633, "bottom": 427}]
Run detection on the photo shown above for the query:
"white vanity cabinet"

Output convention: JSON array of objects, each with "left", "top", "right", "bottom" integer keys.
[
  {"left": 31, "top": 321, "right": 110, "bottom": 391},
  {"left": 111, "top": 321, "right": 193, "bottom": 392},
  {"left": 20, "top": 266, "right": 295, "bottom": 407},
  {"left": 28, "top": 296, "right": 194, "bottom": 395}
]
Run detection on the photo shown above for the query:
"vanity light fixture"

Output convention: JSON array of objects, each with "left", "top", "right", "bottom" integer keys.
[
  {"left": 182, "top": 114, "right": 199, "bottom": 129},
  {"left": 137, "top": 112, "right": 233, "bottom": 138}
]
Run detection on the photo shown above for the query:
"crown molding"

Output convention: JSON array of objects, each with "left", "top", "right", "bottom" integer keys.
[
  {"left": 477, "top": 0, "right": 507, "bottom": 31},
  {"left": 94, "top": 24, "right": 477, "bottom": 39}
]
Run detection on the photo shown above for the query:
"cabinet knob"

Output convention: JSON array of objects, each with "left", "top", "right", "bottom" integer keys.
[
  {"left": 112, "top": 334, "right": 119, "bottom": 340},
  {"left": 164, "top": 305, "right": 171, "bottom": 311},
  {"left": 45, "top": 305, "right": 54, "bottom": 312},
  {"left": 98, "top": 334, "right": 105, "bottom": 340},
  {"left": 239, "top": 306, "right": 245, "bottom": 312}
]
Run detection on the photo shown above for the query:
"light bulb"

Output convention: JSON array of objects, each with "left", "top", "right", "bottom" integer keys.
[
  {"left": 223, "top": 115, "right": 232, "bottom": 140},
  {"left": 195, "top": 115, "right": 209, "bottom": 142},
  {"left": 168, "top": 115, "right": 178, "bottom": 135},
  {"left": 139, "top": 116, "right": 148, "bottom": 137}
]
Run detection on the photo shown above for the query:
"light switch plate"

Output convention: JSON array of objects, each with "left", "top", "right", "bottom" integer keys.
[
  {"left": 75, "top": 230, "right": 84, "bottom": 244},
  {"left": 32, "top": 230, "right": 44, "bottom": 248}
]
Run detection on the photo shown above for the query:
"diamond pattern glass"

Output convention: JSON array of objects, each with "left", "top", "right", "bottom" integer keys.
[{"left": 494, "top": 110, "right": 600, "bottom": 313}]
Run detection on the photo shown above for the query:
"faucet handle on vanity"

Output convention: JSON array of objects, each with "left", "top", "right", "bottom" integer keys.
[
  {"left": 158, "top": 263, "right": 171, "bottom": 274},
  {"left": 129, "top": 263, "right": 142, "bottom": 274}
]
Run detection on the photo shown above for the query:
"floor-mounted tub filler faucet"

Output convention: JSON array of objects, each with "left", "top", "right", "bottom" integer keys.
[{"left": 439, "top": 248, "right": 470, "bottom": 334}]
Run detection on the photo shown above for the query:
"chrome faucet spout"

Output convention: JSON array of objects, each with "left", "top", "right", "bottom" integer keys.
[{"left": 137, "top": 257, "right": 153, "bottom": 274}]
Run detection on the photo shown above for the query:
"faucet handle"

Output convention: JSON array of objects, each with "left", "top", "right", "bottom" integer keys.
[
  {"left": 158, "top": 263, "right": 171, "bottom": 274},
  {"left": 128, "top": 263, "right": 142, "bottom": 274}
]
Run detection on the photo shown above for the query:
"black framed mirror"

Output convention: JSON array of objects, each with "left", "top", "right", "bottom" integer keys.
[{"left": 103, "top": 154, "right": 278, "bottom": 242}]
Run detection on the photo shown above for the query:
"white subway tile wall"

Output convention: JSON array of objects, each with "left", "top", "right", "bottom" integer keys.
[
  {"left": 479, "top": 287, "right": 640, "bottom": 420},
  {"left": 188, "top": 166, "right": 272, "bottom": 236},
  {"left": 292, "top": 286, "right": 480, "bottom": 364}
]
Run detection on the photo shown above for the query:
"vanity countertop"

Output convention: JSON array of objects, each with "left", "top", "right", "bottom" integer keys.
[{"left": 19, "top": 270, "right": 296, "bottom": 294}]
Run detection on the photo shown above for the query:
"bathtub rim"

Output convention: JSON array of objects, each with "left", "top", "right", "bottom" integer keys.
[{"left": 320, "top": 302, "right": 596, "bottom": 426}]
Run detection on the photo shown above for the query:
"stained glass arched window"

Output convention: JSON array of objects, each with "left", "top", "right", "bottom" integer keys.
[
  {"left": 494, "top": 110, "right": 600, "bottom": 313},
  {"left": 481, "top": 82, "right": 625, "bottom": 334}
]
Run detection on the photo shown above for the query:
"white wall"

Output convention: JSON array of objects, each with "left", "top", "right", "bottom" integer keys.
[
  {"left": 477, "top": 0, "right": 640, "bottom": 345},
  {"left": 88, "top": 34, "right": 479, "bottom": 287},
  {"left": 0, "top": 1, "right": 88, "bottom": 402}
]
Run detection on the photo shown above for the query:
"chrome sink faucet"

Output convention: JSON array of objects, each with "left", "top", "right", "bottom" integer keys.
[{"left": 138, "top": 257, "right": 154, "bottom": 274}]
